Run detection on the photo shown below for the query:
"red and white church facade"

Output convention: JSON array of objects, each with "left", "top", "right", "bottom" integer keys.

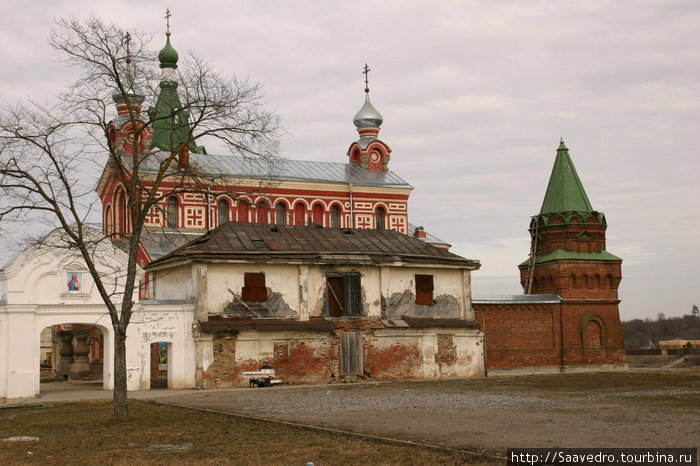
[{"left": 96, "top": 46, "right": 418, "bottom": 270}]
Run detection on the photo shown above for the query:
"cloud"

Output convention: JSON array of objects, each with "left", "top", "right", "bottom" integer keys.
[{"left": 1, "top": 0, "right": 698, "bottom": 319}]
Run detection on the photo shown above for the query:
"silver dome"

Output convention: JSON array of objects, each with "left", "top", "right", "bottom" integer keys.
[{"left": 353, "top": 92, "right": 383, "bottom": 128}]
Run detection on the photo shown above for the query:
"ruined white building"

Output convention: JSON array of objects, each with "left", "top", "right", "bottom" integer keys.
[{"left": 147, "top": 222, "right": 484, "bottom": 387}]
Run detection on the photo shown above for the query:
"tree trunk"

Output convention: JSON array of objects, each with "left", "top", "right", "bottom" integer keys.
[{"left": 113, "top": 329, "right": 129, "bottom": 420}]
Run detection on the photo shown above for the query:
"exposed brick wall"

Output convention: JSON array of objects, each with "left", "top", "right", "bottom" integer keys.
[
  {"left": 519, "top": 260, "right": 622, "bottom": 300},
  {"left": 210, "top": 334, "right": 238, "bottom": 388},
  {"left": 474, "top": 300, "right": 626, "bottom": 369},
  {"left": 364, "top": 339, "right": 422, "bottom": 379},
  {"left": 206, "top": 318, "right": 481, "bottom": 386}
]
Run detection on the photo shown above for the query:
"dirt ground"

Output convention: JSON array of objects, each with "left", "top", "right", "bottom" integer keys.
[{"left": 154, "top": 370, "right": 700, "bottom": 455}]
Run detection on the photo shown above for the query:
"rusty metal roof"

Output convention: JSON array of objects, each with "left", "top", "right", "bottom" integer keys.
[{"left": 147, "top": 222, "right": 480, "bottom": 270}]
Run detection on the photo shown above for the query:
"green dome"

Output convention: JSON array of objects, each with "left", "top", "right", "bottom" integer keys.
[{"left": 158, "top": 35, "right": 178, "bottom": 69}]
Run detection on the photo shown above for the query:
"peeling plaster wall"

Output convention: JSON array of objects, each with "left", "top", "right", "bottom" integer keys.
[
  {"left": 193, "top": 263, "right": 302, "bottom": 316},
  {"left": 151, "top": 266, "right": 194, "bottom": 301},
  {"left": 380, "top": 267, "right": 471, "bottom": 319},
  {"left": 125, "top": 305, "right": 197, "bottom": 391},
  {"left": 204, "top": 326, "right": 483, "bottom": 388},
  {"left": 208, "top": 329, "right": 334, "bottom": 387},
  {"left": 154, "top": 262, "right": 472, "bottom": 322},
  {"left": 151, "top": 260, "right": 482, "bottom": 388}
]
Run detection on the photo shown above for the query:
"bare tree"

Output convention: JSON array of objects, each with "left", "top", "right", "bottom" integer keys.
[{"left": 0, "top": 15, "right": 279, "bottom": 419}]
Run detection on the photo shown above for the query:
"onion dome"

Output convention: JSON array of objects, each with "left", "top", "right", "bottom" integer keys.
[
  {"left": 353, "top": 90, "right": 383, "bottom": 129},
  {"left": 158, "top": 34, "right": 179, "bottom": 69}
]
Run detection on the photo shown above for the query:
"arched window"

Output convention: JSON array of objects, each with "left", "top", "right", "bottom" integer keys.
[
  {"left": 218, "top": 199, "right": 229, "bottom": 227},
  {"left": 375, "top": 206, "right": 385, "bottom": 230},
  {"left": 166, "top": 197, "right": 178, "bottom": 228},
  {"left": 294, "top": 203, "right": 305, "bottom": 226},
  {"left": 115, "top": 186, "right": 127, "bottom": 234},
  {"left": 275, "top": 202, "right": 287, "bottom": 225},
  {"left": 238, "top": 199, "right": 249, "bottom": 222},
  {"left": 330, "top": 205, "right": 340, "bottom": 228},
  {"left": 312, "top": 203, "right": 324, "bottom": 226},
  {"left": 256, "top": 200, "right": 268, "bottom": 223},
  {"left": 104, "top": 205, "right": 113, "bottom": 236}
]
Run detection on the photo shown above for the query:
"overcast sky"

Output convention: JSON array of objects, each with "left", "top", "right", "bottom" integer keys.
[{"left": 1, "top": 1, "right": 698, "bottom": 320}]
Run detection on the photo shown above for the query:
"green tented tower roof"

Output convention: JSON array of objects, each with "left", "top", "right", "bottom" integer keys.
[
  {"left": 539, "top": 140, "right": 593, "bottom": 214},
  {"left": 148, "top": 32, "right": 204, "bottom": 155}
]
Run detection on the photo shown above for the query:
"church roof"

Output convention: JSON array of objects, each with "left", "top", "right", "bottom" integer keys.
[
  {"left": 147, "top": 222, "right": 479, "bottom": 270},
  {"left": 539, "top": 140, "right": 593, "bottom": 215},
  {"left": 135, "top": 151, "right": 413, "bottom": 188}
]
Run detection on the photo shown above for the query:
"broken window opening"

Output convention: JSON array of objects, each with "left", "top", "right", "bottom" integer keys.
[
  {"left": 327, "top": 273, "right": 362, "bottom": 317},
  {"left": 415, "top": 274, "right": 434, "bottom": 305},
  {"left": 242, "top": 272, "right": 267, "bottom": 302}
]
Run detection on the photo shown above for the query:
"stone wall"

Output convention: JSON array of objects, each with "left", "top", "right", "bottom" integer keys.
[{"left": 474, "top": 300, "right": 626, "bottom": 371}]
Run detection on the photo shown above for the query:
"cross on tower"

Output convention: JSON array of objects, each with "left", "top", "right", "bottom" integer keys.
[
  {"left": 124, "top": 32, "right": 131, "bottom": 64},
  {"left": 363, "top": 63, "right": 371, "bottom": 92},
  {"left": 165, "top": 9, "right": 172, "bottom": 35}
]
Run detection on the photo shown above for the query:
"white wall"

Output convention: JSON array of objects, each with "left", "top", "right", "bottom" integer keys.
[{"left": 0, "top": 228, "right": 196, "bottom": 401}]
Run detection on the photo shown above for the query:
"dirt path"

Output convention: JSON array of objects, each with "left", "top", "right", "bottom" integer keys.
[{"left": 156, "top": 371, "right": 700, "bottom": 455}]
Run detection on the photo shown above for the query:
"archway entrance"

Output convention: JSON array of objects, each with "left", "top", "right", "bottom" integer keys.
[{"left": 40, "top": 324, "right": 105, "bottom": 387}]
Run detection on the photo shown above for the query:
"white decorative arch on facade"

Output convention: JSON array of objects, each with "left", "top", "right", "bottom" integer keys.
[{"left": 0, "top": 227, "right": 196, "bottom": 401}]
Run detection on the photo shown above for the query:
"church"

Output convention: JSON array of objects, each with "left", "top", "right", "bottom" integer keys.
[{"left": 0, "top": 23, "right": 625, "bottom": 401}]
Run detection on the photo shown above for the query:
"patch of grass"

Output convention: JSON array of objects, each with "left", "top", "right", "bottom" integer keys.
[{"left": 0, "top": 400, "right": 498, "bottom": 465}]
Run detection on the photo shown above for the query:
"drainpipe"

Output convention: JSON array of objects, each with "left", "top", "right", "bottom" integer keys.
[
  {"left": 349, "top": 183, "right": 354, "bottom": 228},
  {"left": 206, "top": 178, "right": 218, "bottom": 231},
  {"left": 476, "top": 309, "right": 488, "bottom": 377}
]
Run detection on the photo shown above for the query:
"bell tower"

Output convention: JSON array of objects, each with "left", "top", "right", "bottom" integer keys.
[
  {"left": 519, "top": 140, "right": 622, "bottom": 299},
  {"left": 347, "top": 64, "right": 391, "bottom": 171}
]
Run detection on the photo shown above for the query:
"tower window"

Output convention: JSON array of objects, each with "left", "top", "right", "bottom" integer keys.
[
  {"left": 375, "top": 206, "right": 385, "bottom": 230},
  {"left": 166, "top": 197, "right": 178, "bottom": 228}
]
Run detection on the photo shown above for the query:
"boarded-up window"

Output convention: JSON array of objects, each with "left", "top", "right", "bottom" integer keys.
[
  {"left": 340, "top": 332, "right": 363, "bottom": 375},
  {"left": 415, "top": 274, "right": 434, "bottom": 305},
  {"left": 327, "top": 273, "right": 362, "bottom": 317},
  {"left": 242, "top": 272, "right": 267, "bottom": 302}
]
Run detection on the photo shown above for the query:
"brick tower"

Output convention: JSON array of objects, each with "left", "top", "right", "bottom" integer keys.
[{"left": 519, "top": 140, "right": 626, "bottom": 366}]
